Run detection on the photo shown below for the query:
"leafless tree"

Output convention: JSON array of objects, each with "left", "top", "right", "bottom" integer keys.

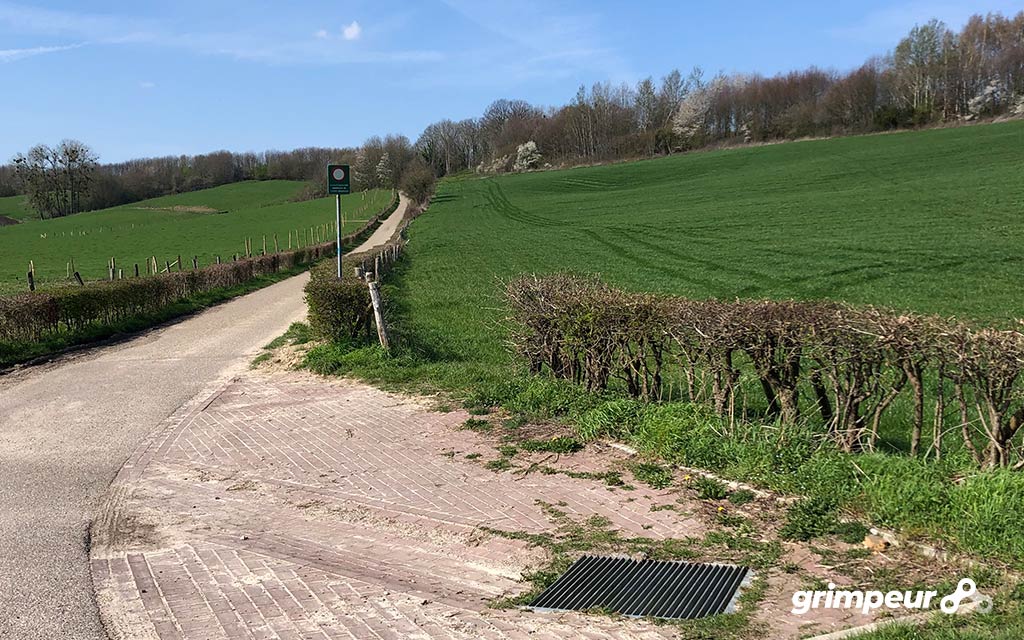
[{"left": 12, "top": 139, "right": 98, "bottom": 219}]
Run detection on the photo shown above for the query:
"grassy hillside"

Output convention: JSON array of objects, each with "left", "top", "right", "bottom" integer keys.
[
  {"left": 0, "top": 181, "right": 392, "bottom": 292},
  {"left": 295, "top": 121, "right": 1024, "bottom": 587},
  {"left": 386, "top": 120, "right": 1024, "bottom": 376},
  {"left": 0, "top": 195, "right": 33, "bottom": 223}
]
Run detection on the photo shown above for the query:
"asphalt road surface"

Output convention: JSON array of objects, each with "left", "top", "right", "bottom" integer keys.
[
  {"left": 0, "top": 271, "right": 311, "bottom": 639},
  {"left": 0, "top": 194, "right": 410, "bottom": 639}
]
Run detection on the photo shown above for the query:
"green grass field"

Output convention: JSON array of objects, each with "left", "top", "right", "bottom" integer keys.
[
  {"left": 0, "top": 194, "right": 33, "bottom": 223},
  {"left": 0, "top": 181, "right": 392, "bottom": 293},
  {"left": 300, "top": 121, "right": 1024, "bottom": 578},
  {"left": 385, "top": 120, "right": 1024, "bottom": 377}
]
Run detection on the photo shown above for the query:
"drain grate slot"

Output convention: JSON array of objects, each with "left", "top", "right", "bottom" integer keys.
[{"left": 527, "top": 556, "right": 749, "bottom": 619}]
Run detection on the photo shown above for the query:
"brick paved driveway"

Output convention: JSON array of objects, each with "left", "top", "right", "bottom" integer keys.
[
  {"left": 91, "top": 370, "right": 899, "bottom": 639},
  {"left": 91, "top": 371, "right": 714, "bottom": 639}
]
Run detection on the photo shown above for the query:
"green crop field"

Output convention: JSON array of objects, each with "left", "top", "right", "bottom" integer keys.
[
  {"left": 0, "top": 181, "right": 393, "bottom": 293},
  {"left": 300, "top": 120, "right": 1024, "bottom": 578},
  {"left": 0, "top": 195, "right": 33, "bottom": 223},
  {"left": 386, "top": 120, "right": 1024, "bottom": 377}
]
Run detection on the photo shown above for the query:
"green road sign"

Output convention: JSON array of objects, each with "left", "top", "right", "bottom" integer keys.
[{"left": 327, "top": 164, "right": 351, "bottom": 195}]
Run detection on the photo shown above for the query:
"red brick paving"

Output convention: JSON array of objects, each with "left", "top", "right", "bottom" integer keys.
[{"left": 90, "top": 372, "right": 708, "bottom": 639}]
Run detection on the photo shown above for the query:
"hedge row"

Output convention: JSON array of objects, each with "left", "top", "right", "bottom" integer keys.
[
  {"left": 304, "top": 201, "right": 417, "bottom": 343},
  {"left": 505, "top": 274, "right": 1024, "bottom": 469},
  {"left": 0, "top": 192, "right": 400, "bottom": 351}
]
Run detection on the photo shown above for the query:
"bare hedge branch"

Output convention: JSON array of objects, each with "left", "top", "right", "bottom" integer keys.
[{"left": 505, "top": 274, "right": 1024, "bottom": 468}]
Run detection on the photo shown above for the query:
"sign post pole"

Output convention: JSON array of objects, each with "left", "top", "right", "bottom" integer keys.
[
  {"left": 335, "top": 193, "right": 342, "bottom": 279},
  {"left": 326, "top": 164, "right": 351, "bottom": 280}
]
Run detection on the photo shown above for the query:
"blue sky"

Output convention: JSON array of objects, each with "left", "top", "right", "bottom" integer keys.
[{"left": 1, "top": 0, "right": 1021, "bottom": 162}]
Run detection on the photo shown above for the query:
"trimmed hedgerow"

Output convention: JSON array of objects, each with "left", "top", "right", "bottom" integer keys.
[
  {"left": 0, "top": 251, "right": 317, "bottom": 344},
  {"left": 0, "top": 192, "right": 400, "bottom": 365},
  {"left": 305, "top": 268, "right": 373, "bottom": 344},
  {"left": 506, "top": 273, "right": 1024, "bottom": 469}
]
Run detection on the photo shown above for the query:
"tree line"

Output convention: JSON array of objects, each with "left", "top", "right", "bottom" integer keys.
[
  {"left": 3, "top": 11, "right": 1022, "bottom": 216},
  {"left": 2, "top": 136, "right": 431, "bottom": 220},
  {"left": 416, "top": 12, "right": 1024, "bottom": 175}
]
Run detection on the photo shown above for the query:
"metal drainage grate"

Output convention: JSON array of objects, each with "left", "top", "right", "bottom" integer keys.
[{"left": 527, "top": 556, "right": 750, "bottom": 620}]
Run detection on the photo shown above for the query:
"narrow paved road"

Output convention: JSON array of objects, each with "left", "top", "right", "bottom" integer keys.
[
  {"left": 349, "top": 193, "right": 409, "bottom": 254},
  {"left": 0, "top": 274, "right": 310, "bottom": 639},
  {"left": 0, "top": 196, "right": 408, "bottom": 639}
]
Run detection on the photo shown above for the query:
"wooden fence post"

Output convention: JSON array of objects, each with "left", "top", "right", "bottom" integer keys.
[
  {"left": 27, "top": 270, "right": 35, "bottom": 291},
  {"left": 367, "top": 280, "right": 390, "bottom": 352},
  {"left": 274, "top": 234, "right": 279, "bottom": 253},
  {"left": 134, "top": 263, "right": 140, "bottom": 277},
  {"left": 192, "top": 256, "right": 198, "bottom": 269},
  {"left": 74, "top": 271, "right": 84, "bottom": 286},
  {"left": 177, "top": 255, "right": 183, "bottom": 271}
]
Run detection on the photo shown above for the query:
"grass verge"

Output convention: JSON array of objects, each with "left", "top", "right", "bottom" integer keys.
[
  {"left": 1, "top": 264, "right": 310, "bottom": 370},
  {"left": 302, "top": 333, "right": 1024, "bottom": 569}
]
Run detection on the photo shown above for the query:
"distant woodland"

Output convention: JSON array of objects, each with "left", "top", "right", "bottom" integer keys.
[{"left": 2, "top": 12, "right": 1022, "bottom": 218}]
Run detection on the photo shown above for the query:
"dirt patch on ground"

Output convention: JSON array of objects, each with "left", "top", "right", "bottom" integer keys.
[
  {"left": 132, "top": 205, "right": 225, "bottom": 214},
  {"left": 0, "top": 215, "right": 19, "bottom": 226},
  {"left": 251, "top": 342, "right": 310, "bottom": 372}
]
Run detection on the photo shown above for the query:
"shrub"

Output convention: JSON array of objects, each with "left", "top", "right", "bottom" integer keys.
[
  {"left": 400, "top": 161, "right": 436, "bottom": 205},
  {"left": 834, "top": 521, "right": 870, "bottom": 544},
  {"left": 728, "top": 489, "right": 756, "bottom": 505},
  {"left": 302, "top": 193, "right": 410, "bottom": 345},
  {"left": 780, "top": 496, "right": 841, "bottom": 541},
  {"left": 305, "top": 265, "right": 372, "bottom": 343},
  {"left": 631, "top": 462, "right": 674, "bottom": 489},
  {"left": 693, "top": 476, "right": 729, "bottom": 500}
]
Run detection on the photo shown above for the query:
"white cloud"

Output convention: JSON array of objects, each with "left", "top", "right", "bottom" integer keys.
[
  {"left": 313, "top": 28, "right": 328, "bottom": 39},
  {"left": 140, "top": 81, "right": 156, "bottom": 89},
  {"left": 0, "top": 43, "right": 81, "bottom": 62},
  {"left": 342, "top": 21, "right": 361, "bottom": 41}
]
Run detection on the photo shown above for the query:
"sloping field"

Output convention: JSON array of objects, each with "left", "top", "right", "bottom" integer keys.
[
  {"left": 0, "top": 195, "right": 33, "bottom": 223},
  {"left": 393, "top": 120, "right": 1024, "bottom": 370},
  {"left": 0, "top": 181, "right": 392, "bottom": 292}
]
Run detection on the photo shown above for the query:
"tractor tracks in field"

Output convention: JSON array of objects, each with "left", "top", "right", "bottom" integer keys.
[
  {"left": 478, "top": 177, "right": 975, "bottom": 302},
  {"left": 483, "top": 179, "right": 567, "bottom": 228}
]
